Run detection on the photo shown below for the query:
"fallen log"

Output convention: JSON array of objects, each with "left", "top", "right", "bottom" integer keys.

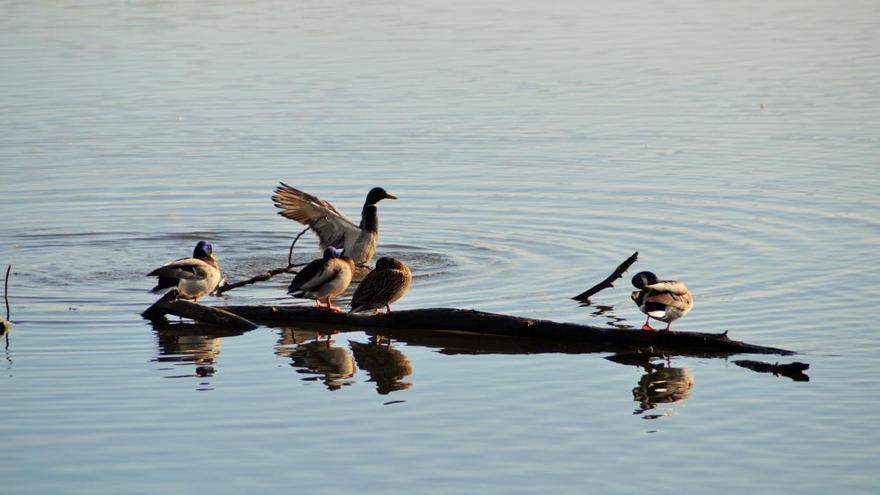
[
  {"left": 142, "top": 291, "right": 258, "bottom": 330},
  {"left": 190, "top": 305, "right": 793, "bottom": 356}
]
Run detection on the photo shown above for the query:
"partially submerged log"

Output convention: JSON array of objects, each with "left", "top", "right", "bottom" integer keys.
[
  {"left": 189, "top": 305, "right": 793, "bottom": 356},
  {"left": 142, "top": 291, "right": 258, "bottom": 331}
]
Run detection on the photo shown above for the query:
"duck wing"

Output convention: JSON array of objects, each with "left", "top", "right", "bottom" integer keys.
[
  {"left": 272, "top": 182, "right": 361, "bottom": 249},
  {"left": 644, "top": 280, "right": 689, "bottom": 295},
  {"left": 288, "top": 258, "right": 327, "bottom": 294},
  {"left": 350, "top": 268, "right": 409, "bottom": 312},
  {"left": 643, "top": 282, "right": 693, "bottom": 312},
  {"left": 147, "top": 257, "right": 214, "bottom": 281}
]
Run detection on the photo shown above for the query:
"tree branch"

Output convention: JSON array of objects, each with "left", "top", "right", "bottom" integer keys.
[
  {"left": 572, "top": 251, "right": 639, "bottom": 302},
  {"left": 215, "top": 225, "right": 313, "bottom": 295}
]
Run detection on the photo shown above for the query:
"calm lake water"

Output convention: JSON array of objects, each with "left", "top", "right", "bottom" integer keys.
[{"left": 2, "top": 0, "right": 879, "bottom": 493}]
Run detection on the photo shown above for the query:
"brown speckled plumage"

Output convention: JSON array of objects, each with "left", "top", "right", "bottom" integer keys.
[{"left": 350, "top": 257, "right": 412, "bottom": 313}]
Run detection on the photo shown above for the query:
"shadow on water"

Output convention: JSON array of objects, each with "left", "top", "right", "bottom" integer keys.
[{"left": 148, "top": 317, "right": 809, "bottom": 410}]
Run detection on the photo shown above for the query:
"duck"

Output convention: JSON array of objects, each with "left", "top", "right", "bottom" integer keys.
[
  {"left": 350, "top": 257, "right": 412, "bottom": 314},
  {"left": 630, "top": 271, "right": 693, "bottom": 331},
  {"left": 288, "top": 247, "right": 355, "bottom": 311},
  {"left": 272, "top": 183, "right": 397, "bottom": 267},
  {"left": 147, "top": 240, "right": 222, "bottom": 302}
]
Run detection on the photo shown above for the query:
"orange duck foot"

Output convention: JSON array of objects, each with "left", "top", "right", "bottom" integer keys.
[{"left": 641, "top": 324, "right": 655, "bottom": 331}]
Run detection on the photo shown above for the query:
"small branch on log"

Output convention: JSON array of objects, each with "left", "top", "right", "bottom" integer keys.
[
  {"left": 142, "top": 290, "right": 258, "bottom": 330},
  {"left": 573, "top": 251, "right": 639, "bottom": 302},
  {"left": 213, "top": 305, "right": 794, "bottom": 357},
  {"left": 214, "top": 265, "right": 302, "bottom": 295},
  {"left": 215, "top": 225, "right": 313, "bottom": 295},
  {"left": 734, "top": 360, "right": 810, "bottom": 382},
  {"left": 288, "top": 225, "right": 312, "bottom": 266}
]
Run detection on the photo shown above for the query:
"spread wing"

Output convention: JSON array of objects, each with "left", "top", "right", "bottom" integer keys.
[
  {"left": 272, "top": 182, "right": 361, "bottom": 249},
  {"left": 147, "top": 258, "right": 213, "bottom": 281}
]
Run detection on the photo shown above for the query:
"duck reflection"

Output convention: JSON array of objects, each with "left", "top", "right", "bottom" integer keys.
[
  {"left": 152, "top": 322, "right": 252, "bottom": 378},
  {"left": 350, "top": 337, "right": 413, "bottom": 395},
  {"left": 632, "top": 364, "right": 694, "bottom": 419},
  {"left": 276, "top": 328, "right": 356, "bottom": 391}
]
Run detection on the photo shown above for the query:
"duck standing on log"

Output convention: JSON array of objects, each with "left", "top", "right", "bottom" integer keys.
[
  {"left": 272, "top": 183, "right": 397, "bottom": 267},
  {"left": 288, "top": 247, "right": 355, "bottom": 312},
  {"left": 350, "top": 257, "right": 412, "bottom": 314},
  {"left": 147, "top": 240, "right": 222, "bottom": 302},
  {"left": 630, "top": 271, "right": 693, "bottom": 331}
]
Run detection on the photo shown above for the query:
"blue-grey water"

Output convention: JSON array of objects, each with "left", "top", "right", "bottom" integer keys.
[{"left": 1, "top": 1, "right": 879, "bottom": 493}]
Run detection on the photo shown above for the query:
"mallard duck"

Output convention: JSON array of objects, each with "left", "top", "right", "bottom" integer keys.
[
  {"left": 630, "top": 271, "right": 693, "bottom": 331},
  {"left": 272, "top": 183, "right": 397, "bottom": 266},
  {"left": 147, "top": 241, "right": 222, "bottom": 302},
  {"left": 350, "top": 257, "right": 412, "bottom": 314},
  {"left": 288, "top": 247, "right": 355, "bottom": 311}
]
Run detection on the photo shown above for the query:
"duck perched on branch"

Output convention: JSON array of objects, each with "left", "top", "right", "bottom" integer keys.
[
  {"left": 630, "top": 271, "right": 693, "bottom": 331},
  {"left": 350, "top": 257, "right": 412, "bottom": 314},
  {"left": 147, "top": 241, "right": 222, "bottom": 302},
  {"left": 288, "top": 247, "right": 355, "bottom": 312},
  {"left": 272, "top": 183, "right": 397, "bottom": 266}
]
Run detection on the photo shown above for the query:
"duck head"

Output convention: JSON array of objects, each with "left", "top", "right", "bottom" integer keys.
[
  {"left": 193, "top": 241, "right": 214, "bottom": 260},
  {"left": 365, "top": 187, "right": 398, "bottom": 206},
  {"left": 323, "top": 246, "right": 344, "bottom": 260},
  {"left": 631, "top": 271, "right": 658, "bottom": 289},
  {"left": 375, "top": 257, "right": 406, "bottom": 271}
]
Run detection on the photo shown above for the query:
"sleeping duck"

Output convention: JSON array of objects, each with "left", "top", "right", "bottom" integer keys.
[
  {"left": 288, "top": 247, "right": 355, "bottom": 311},
  {"left": 350, "top": 257, "right": 412, "bottom": 314},
  {"left": 630, "top": 271, "right": 693, "bottom": 331},
  {"left": 272, "top": 183, "right": 397, "bottom": 267},
  {"left": 147, "top": 240, "right": 222, "bottom": 302}
]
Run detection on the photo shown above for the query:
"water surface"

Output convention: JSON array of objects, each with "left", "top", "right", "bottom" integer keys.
[{"left": 1, "top": 1, "right": 879, "bottom": 493}]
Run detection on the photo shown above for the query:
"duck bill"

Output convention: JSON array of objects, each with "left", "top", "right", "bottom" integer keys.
[{"left": 385, "top": 192, "right": 398, "bottom": 200}]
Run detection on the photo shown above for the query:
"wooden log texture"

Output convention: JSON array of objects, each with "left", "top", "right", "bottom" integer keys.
[
  {"left": 142, "top": 291, "right": 258, "bottom": 330},
  {"left": 218, "top": 305, "right": 794, "bottom": 356}
]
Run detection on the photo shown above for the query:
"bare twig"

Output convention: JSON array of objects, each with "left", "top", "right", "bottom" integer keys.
[
  {"left": 288, "top": 225, "right": 312, "bottom": 265},
  {"left": 214, "top": 265, "right": 303, "bottom": 294},
  {"left": 572, "top": 251, "right": 639, "bottom": 302},
  {"left": 215, "top": 225, "right": 313, "bottom": 295},
  {"left": 2, "top": 265, "right": 11, "bottom": 341},
  {"left": 4, "top": 265, "right": 10, "bottom": 321}
]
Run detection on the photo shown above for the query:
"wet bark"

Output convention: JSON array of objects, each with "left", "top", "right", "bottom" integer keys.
[{"left": 143, "top": 300, "right": 794, "bottom": 357}]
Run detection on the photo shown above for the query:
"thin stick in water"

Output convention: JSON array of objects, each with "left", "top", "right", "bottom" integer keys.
[
  {"left": 4, "top": 265, "right": 10, "bottom": 321},
  {"left": 572, "top": 251, "right": 639, "bottom": 302}
]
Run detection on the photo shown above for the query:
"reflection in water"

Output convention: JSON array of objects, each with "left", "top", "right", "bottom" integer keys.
[
  {"left": 276, "top": 328, "right": 356, "bottom": 391},
  {"left": 156, "top": 333, "right": 221, "bottom": 366},
  {"left": 350, "top": 338, "right": 413, "bottom": 395},
  {"left": 632, "top": 365, "right": 695, "bottom": 419},
  {"left": 585, "top": 304, "right": 632, "bottom": 329},
  {"left": 607, "top": 352, "right": 695, "bottom": 419},
  {"left": 152, "top": 322, "right": 251, "bottom": 379}
]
